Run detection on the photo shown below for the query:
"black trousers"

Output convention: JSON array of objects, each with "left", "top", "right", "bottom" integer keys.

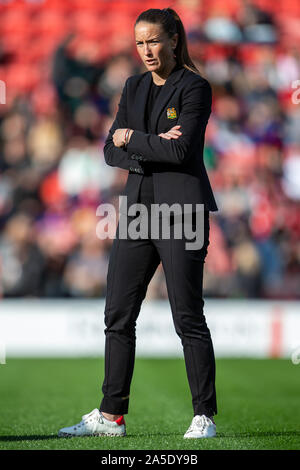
[{"left": 99, "top": 210, "right": 217, "bottom": 417}]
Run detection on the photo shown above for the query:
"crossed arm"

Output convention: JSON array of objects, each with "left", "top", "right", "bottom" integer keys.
[
  {"left": 112, "top": 126, "right": 182, "bottom": 148},
  {"left": 103, "top": 78, "right": 212, "bottom": 169}
]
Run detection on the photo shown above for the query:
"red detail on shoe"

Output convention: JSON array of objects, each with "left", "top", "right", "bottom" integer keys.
[{"left": 115, "top": 416, "right": 125, "bottom": 426}]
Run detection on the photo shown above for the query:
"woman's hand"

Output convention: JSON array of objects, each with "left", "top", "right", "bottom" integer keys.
[
  {"left": 112, "top": 129, "right": 134, "bottom": 147},
  {"left": 159, "top": 125, "right": 182, "bottom": 140}
]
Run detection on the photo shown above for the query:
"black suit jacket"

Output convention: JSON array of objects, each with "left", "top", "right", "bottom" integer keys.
[{"left": 103, "top": 64, "right": 218, "bottom": 214}]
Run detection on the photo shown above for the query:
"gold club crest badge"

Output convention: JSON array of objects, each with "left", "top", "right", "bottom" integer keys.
[{"left": 167, "top": 107, "right": 177, "bottom": 119}]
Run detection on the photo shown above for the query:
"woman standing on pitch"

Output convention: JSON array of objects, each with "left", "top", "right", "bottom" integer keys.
[{"left": 59, "top": 7, "right": 218, "bottom": 439}]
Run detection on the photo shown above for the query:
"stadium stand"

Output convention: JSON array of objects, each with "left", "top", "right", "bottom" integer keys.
[{"left": 0, "top": 0, "right": 299, "bottom": 299}]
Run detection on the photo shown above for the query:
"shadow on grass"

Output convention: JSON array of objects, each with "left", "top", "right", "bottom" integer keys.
[
  {"left": 215, "top": 431, "right": 300, "bottom": 439},
  {"left": 0, "top": 435, "right": 59, "bottom": 442},
  {"left": 0, "top": 433, "right": 181, "bottom": 442},
  {"left": 1, "top": 430, "right": 299, "bottom": 442}
]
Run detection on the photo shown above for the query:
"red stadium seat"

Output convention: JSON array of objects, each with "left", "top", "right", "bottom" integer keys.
[
  {"left": 5, "top": 63, "right": 41, "bottom": 94},
  {"left": 70, "top": 11, "right": 108, "bottom": 40},
  {"left": 0, "top": 9, "right": 31, "bottom": 35},
  {"left": 32, "top": 9, "right": 69, "bottom": 41}
]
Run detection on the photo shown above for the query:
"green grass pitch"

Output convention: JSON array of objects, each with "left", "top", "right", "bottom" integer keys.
[{"left": 0, "top": 358, "right": 299, "bottom": 450}]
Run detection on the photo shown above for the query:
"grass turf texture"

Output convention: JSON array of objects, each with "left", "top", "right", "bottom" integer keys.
[{"left": 0, "top": 358, "right": 299, "bottom": 450}]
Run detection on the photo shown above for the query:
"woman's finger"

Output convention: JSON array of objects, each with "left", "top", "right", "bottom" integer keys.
[
  {"left": 167, "top": 131, "right": 182, "bottom": 137},
  {"left": 159, "top": 131, "right": 181, "bottom": 140},
  {"left": 160, "top": 133, "right": 171, "bottom": 139},
  {"left": 169, "top": 127, "right": 182, "bottom": 133}
]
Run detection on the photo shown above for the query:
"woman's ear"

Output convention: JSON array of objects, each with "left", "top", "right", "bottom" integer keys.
[{"left": 172, "top": 33, "right": 179, "bottom": 50}]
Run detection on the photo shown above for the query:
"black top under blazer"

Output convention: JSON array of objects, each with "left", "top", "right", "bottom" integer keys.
[{"left": 103, "top": 64, "right": 218, "bottom": 214}]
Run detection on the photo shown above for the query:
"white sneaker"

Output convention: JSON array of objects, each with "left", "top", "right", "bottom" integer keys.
[
  {"left": 58, "top": 408, "right": 126, "bottom": 437},
  {"left": 184, "top": 415, "right": 216, "bottom": 438}
]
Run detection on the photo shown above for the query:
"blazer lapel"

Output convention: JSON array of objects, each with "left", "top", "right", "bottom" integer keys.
[
  {"left": 150, "top": 65, "right": 185, "bottom": 134},
  {"left": 131, "top": 65, "right": 185, "bottom": 134},
  {"left": 131, "top": 72, "right": 152, "bottom": 132}
]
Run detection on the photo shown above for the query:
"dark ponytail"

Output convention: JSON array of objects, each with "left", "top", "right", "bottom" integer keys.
[{"left": 135, "top": 7, "right": 200, "bottom": 75}]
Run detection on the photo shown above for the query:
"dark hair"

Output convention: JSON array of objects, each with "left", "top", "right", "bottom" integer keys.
[{"left": 134, "top": 7, "right": 200, "bottom": 75}]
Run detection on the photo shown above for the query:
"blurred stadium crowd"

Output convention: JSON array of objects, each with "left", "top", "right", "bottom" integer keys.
[{"left": 0, "top": 0, "right": 299, "bottom": 299}]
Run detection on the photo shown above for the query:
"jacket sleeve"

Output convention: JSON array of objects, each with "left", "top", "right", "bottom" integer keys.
[
  {"left": 127, "top": 80, "right": 212, "bottom": 165},
  {"left": 103, "top": 78, "right": 144, "bottom": 174}
]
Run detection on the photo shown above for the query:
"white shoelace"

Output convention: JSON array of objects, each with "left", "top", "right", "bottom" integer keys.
[
  {"left": 81, "top": 409, "right": 101, "bottom": 425},
  {"left": 188, "top": 415, "right": 212, "bottom": 432}
]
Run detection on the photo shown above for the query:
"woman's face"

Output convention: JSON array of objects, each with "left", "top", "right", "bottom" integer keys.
[{"left": 135, "top": 21, "right": 178, "bottom": 74}]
